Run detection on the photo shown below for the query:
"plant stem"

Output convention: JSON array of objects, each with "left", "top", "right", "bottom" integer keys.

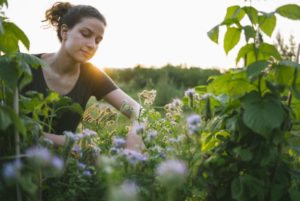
[{"left": 13, "top": 87, "right": 22, "bottom": 201}]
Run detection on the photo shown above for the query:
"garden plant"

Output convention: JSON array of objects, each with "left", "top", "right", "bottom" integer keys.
[{"left": 1, "top": 0, "right": 300, "bottom": 201}]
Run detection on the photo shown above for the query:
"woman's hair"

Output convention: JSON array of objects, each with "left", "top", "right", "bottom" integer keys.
[{"left": 43, "top": 2, "right": 107, "bottom": 42}]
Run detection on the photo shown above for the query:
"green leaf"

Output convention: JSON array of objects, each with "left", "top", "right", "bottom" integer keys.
[
  {"left": 244, "top": 6, "right": 258, "bottom": 24},
  {"left": 246, "top": 60, "right": 270, "bottom": 78},
  {"left": 276, "top": 4, "right": 300, "bottom": 20},
  {"left": 0, "top": 0, "right": 8, "bottom": 7},
  {"left": 242, "top": 92, "right": 285, "bottom": 137},
  {"left": 0, "top": 57, "right": 19, "bottom": 89},
  {"left": 225, "top": 6, "right": 245, "bottom": 21},
  {"left": 236, "top": 43, "right": 256, "bottom": 65},
  {"left": 224, "top": 27, "right": 241, "bottom": 55},
  {"left": 233, "top": 147, "right": 253, "bottom": 161},
  {"left": 243, "top": 26, "right": 255, "bottom": 42},
  {"left": 0, "top": 21, "right": 30, "bottom": 53},
  {"left": 0, "top": 106, "right": 12, "bottom": 130},
  {"left": 15, "top": 52, "right": 48, "bottom": 69},
  {"left": 258, "top": 12, "right": 276, "bottom": 37},
  {"left": 207, "top": 25, "right": 219, "bottom": 44},
  {"left": 258, "top": 43, "right": 282, "bottom": 61},
  {"left": 231, "top": 175, "right": 264, "bottom": 201},
  {"left": 10, "top": 110, "right": 26, "bottom": 136},
  {"left": 273, "top": 63, "right": 294, "bottom": 86}
]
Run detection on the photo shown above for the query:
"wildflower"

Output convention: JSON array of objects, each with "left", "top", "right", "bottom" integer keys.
[
  {"left": 132, "top": 124, "right": 145, "bottom": 135},
  {"left": 83, "top": 170, "right": 92, "bottom": 176},
  {"left": 77, "top": 162, "right": 86, "bottom": 169},
  {"left": 156, "top": 159, "right": 187, "bottom": 177},
  {"left": 160, "top": 152, "right": 166, "bottom": 159},
  {"left": 51, "top": 157, "right": 64, "bottom": 170},
  {"left": 110, "top": 147, "right": 120, "bottom": 154},
  {"left": 113, "top": 137, "right": 126, "bottom": 148},
  {"left": 42, "top": 138, "right": 54, "bottom": 145},
  {"left": 146, "top": 130, "right": 158, "bottom": 141},
  {"left": 122, "top": 149, "right": 147, "bottom": 165},
  {"left": 120, "top": 180, "right": 139, "bottom": 198},
  {"left": 72, "top": 146, "right": 82, "bottom": 152},
  {"left": 110, "top": 180, "right": 139, "bottom": 201},
  {"left": 138, "top": 90, "right": 156, "bottom": 105},
  {"left": 185, "top": 88, "right": 195, "bottom": 97},
  {"left": 2, "top": 160, "right": 23, "bottom": 179},
  {"left": 26, "top": 146, "right": 51, "bottom": 162},
  {"left": 186, "top": 114, "right": 201, "bottom": 134},
  {"left": 83, "top": 129, "right": 97, "bottom": 138}
]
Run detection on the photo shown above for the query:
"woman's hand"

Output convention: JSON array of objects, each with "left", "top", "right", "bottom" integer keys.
[{"left": 125, "top": 122, "right": 146, "bottom": 155}]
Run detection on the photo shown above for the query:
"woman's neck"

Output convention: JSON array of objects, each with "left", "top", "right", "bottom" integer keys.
[{"left": 44, "top": 50, "right": 80, "bottom": 76}]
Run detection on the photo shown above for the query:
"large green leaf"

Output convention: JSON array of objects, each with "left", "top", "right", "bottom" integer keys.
[
  {"left": 276, "top": 4, "right": 300, "bottom": 20},
  {"left": 258, "top": 43, "right": 282, "bottom": 61},
  {"left": 0, "top": 21, "right": 30, "bottom": 53},
  {"left": 258, "top": 12, "right": 276, "bottom": 37},
  {"left": 278, "top": 60, "right": 300, "bottom": 69},
  {"left": 224, "top": 27, "right": 241, "bottom": 55},
  {"left": 243, "top": 6, "right": 258, "bottom": 24},
  {"left": 207, "top": 25, "right": 219, "bottom": 44},
  {"left": 246, "top": 60, "right": 270, "bottom": 78},
  {"left": 225, "top": 6, "right": 245, "bottom": 21},
  {"left": 208, "top": 71, "right": 254, "bottom": 98},
  {"left": 0, "top": 57, "right": 19, "bottom": 89},
  {"left": 242, "top": 92, "right": 285, "bottom": 137}
]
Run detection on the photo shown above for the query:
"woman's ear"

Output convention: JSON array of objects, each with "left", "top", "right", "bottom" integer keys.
[{"left": 60, "top": 24, "right": 69, "bottom": 41}]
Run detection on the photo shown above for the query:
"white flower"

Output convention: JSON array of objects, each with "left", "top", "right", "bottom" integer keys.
[{"left": 156, "top": 159, "right": 187, "bottom": 177}]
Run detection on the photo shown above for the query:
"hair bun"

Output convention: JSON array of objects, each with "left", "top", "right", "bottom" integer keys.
[{"left": 43, "top": 2, "right": 73, "bottom": 27}]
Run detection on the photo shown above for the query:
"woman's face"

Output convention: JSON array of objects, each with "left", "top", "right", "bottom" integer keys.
[{"left": 62, "top": 17, "right": 105, "bottom": 63}]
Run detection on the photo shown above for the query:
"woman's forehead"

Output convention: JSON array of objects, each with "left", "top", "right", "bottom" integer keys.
[{"left": 75, "top": 17, "right": 105, "bottom": 33}]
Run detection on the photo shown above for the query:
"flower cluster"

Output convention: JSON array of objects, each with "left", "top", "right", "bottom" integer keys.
[
  {"left": 138, "top": 90, "right": 156, "bottom": 105},
  {"left": 164, "top": 98, "right": 183, "bottom": 121},
  {"left": 2, "top": 159, "right": 22, "bottom": 180},
  {"left": 186, "top": 114, "right": 201, "bottom": 134},
  {"left": 120, "top": 149, "right": 147, "bottom": 165},
  {"left": 113, "top": 137, "right": 126, "bottom": 148},
  {"left": 26, "top": 146, "right": 64, "bottom": 170},
  {"left": 83, "top": 104, "right": 117, "bottom": 126}
]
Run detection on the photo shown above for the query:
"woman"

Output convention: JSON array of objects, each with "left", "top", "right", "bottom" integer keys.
[{"left": 22, "top": 2, "right": 145, "bottom": 153}]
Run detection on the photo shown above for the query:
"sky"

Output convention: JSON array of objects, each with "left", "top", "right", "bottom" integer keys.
[{"left": 4, "top": 0, "right": 300, "bottom": 70}]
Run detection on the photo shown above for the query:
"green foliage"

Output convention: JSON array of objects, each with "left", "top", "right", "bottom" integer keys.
[{"left": 1, "top": 1, "right": 300, "bottom": 201}]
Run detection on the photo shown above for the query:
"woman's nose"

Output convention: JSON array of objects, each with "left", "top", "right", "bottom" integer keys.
[{"left": 87, "top": 38, "right": 96, "bottom": 50}]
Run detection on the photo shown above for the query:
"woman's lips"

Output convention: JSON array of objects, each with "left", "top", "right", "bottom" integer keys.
[{"left": 81, "top": 50, "right": 91, "bottom": 58}]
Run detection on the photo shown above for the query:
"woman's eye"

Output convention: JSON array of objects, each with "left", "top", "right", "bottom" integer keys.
[{"left": 81, "top": 32, "right": 90, "bottom": 37}]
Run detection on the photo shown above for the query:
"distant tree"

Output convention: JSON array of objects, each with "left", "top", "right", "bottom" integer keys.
[{"left": 274, "top": 32, "right": 296, "bottom": 60}]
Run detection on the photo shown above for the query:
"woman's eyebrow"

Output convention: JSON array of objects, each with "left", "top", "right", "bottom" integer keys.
[{"left": 82, "top": 27, "right": 103, "bottom": 39}]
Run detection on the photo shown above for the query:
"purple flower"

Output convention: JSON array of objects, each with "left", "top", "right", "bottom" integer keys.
[
  {"left": 51, "top": 157, "right": 64, "bottom": 170},
  {"left": 185, "top": 88, "right": 195, "bottom": 97},
  {"left": 2, "top": 160, "right": 23, "bottom": 179},
  {"left": 83, "top": 170, "right": 92, "bottom": 176},
  {"left": 110, "top": 147, "right": 119, "bottom": 154},
  {"left": 113, "top": 137, "right": 126, "bottom": 148},
  {"left": 83, "top": 129, "right": 97, "bottom": 138},
  {"left": 77, "top": 162, "right": 86, "bottom": 169},
  {"left": 186, "top": 114, "right": 201, "bottom": 134},
  {"left": 26, "top": 146, "right": 51, "bottom": 161},
  {"left": 122, "top": 149, "right": 147, "bottom": 164},
  {"left": 146, "top": 130, "right": 158, "bottom": 141}
]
